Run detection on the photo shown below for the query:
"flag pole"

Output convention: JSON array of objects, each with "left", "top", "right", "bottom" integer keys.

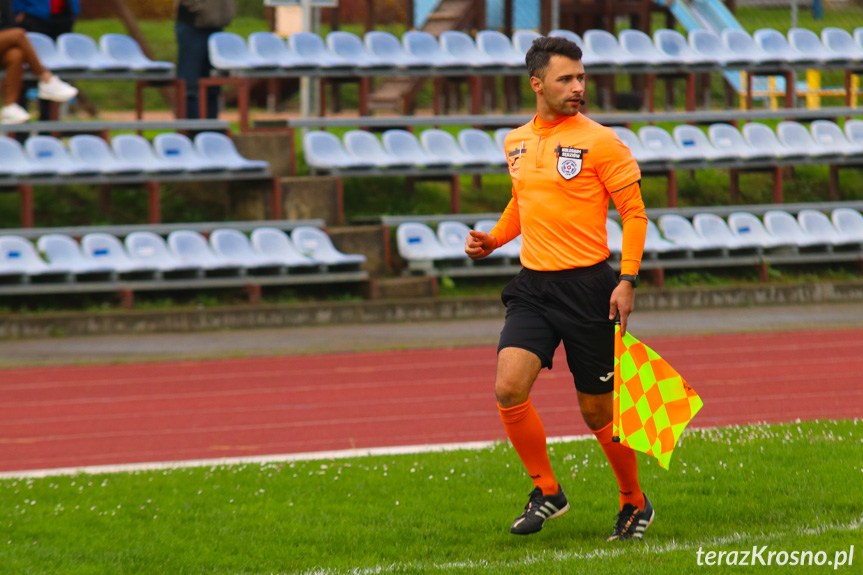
[{"left": 612, "top": 318, "right": 621, "bottom": 443}]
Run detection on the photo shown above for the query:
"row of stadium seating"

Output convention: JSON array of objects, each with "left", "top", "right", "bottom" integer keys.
[
  {"left": 29, "top": 32, "right": 173, "bottom": 73},
  {"left": 0, "top": 227, "right": 366, "bottom": 284},
  {"left": 0, "top": 132, "right": 267, "bottom": 178},
  {"left": 207, "top": 27, "right": 863, "bottom": 73},
  {"left": 396, "top": 208, "right": 863, "bottom": 273}
]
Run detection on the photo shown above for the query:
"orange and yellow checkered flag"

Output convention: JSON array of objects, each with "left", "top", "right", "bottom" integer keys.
[{"left": 612, "top": 326, "right": 703, "bottom": 469}]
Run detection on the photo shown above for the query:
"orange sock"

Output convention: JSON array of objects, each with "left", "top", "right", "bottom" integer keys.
[
  {"left": 592, "top": 421, "right": 644, "bottom": 510},
  {"left": 498, "top": 398, "right": 558, "bottom": 496}
]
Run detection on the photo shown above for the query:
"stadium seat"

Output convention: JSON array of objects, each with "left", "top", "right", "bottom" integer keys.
[
  {"left": 512, "top": 30, "right": 541, "bottom": 56},
  {"left": 303, "top": 131, "right": 374, "bottom": 171},
  {"left": 153, "top": 133, "right": 225, "bottom": 172},
  {"left": 343, "top": 130, "right": 411, "bottom": 168},
  {"left": 476, "top": 30, "right": 525, "bottom": 68},
  {"left": 81, "top": 233, "right": 160, "bottom": 276},
  {"left": 606, "top": 219, "right": 623, "bottom": 257},
  {"left": 788, "top": 28, "right": 849, "bottom": 64},
  {"left": 111, "top": 134, "right": 186, "bottom": 174},
  {"left": 474, "top": 219, "right": 521, "bottom": 259},
  {"left": 364, "top": 31, "right": 429, "bottom": 69},
  {"left": 327, "top": 31, "right": 389, "bottom": 69},
  {"left": 27, "top": 32, "right": 84, "bottom": 71},
  {"left": 776, "top": 121, "right": 836, "bottom": 158},
  {"left": 821, "top": 27, "right": 863, "bottom": 61},
  {"left": 727, "top": 212, "right": 795, "bottom": 251},
  {"left": 753, "top": 28, "right": 814, "bottom": 64},
  {"left": 25, "top": 136, "right": 100, "bottom": 176},
  {"left": 842, "top": 119, "right": 863, "bottom": 150},
  {"left": 764, "top": 210, "right": 832, "bottom": 250},
  {"left": 721, "top": 29, "right": 778, "bottom": 65},
  {"left": 194, "top": 132, "right": 269, "bottom": 172},
  {"left": 402, "top": 31, "right": 462, "bottom": 68},
  {"left": 619, "top": 29, "right": 675, "bottom": 65},
  {"left": 436, "top": 221, "right": 472, "bottom": 254},
  {"left": 167, "top": 230, "right": 244, "bottom": 276},
  {"left": 654, "top": 29, "right": 714, "bottom": 66},
  {"left": 57, "top": 33, "right": 130, "bottom": 71},
  {"left": 742, "top": 123, "right": 790, "bottom": 159},
  {"left": 209, "top": 229, "right": 286, "bottom": 274},
  {"left": 658, "top": 214, "right": 725, "bottom": 255},
  {"left": 831, "top": 208, "right": 863, "bottom": 241},
  {"left": 382, "top": 130, "right": 449, "bottom": 168},
  {"left": 708, "top": 123, "right": 769, "bottom": 161},
  {"left": 855, "top": 27, "right": 863, "bottom": 51},
  {"left": 809, "top": 120, "right": 862, "bottom": 156},
  {"left": 250, "top": 227, "right": 323, "bottom": 271},
  {"left": 584, "top": 29, "right": 645, "bottom": 67},
  {"left": 645, "top": 218, "right": 687, "bottom": 257},
  {"left": 396, "top": 222, "right": 467, "bottom": 269},
  {"left": 124, "top": 231, "right": 202, "bottom": 276},
  {"left": 548, "top": 29, "right": 584, "bottom": 49},
  {"left": 37, "top": 233, "right": 116, "bottom": 279},
  {"left": 639, "top": 126, "right": 691, "bottom": 163},
  {"left": 440, "top": 31, "right": 498, "bottom": 68},
  {"left": 68, "top": 135, "right": 142, "bottom": 175},
  {"left": 457, "top": 129, "right": 507, "bottom": 166},
  {"left": 291, "top": 226, "right": 367, "bottom": 270},
  {"left": 693, "top": 213, "right": 763, "bottom": 254},
  {"left": 612, "top": 126, "right": 663, "bottom": 164},
  {"left": 99, "top": 34, "right": 174, "bottom": 71},
  {"left": 208, "top": 32, "right": 277, "bottom": 70},
  {"left": 672, "top": 125, "right": 733, "bottom": 162},
  {"left": 422, "top": 129, "right": 486, "bottom": 167},
  {"left": 689, "top": 29, "right": 750, "bottom": 66},
  {"left": 0, "top": 235, "right": 70, "bottom": 282},
  {"left": 289, "top": 32, "right": 352, "bottom": 69},
  {"left": 797, "top": 210, "right": 862, "bottom": 249},
  {"left": 0, "top": 136, "right": 56, "bottom": 176},
  {"left": 248, "top": 32, "right": 315, "bottom": 69}
]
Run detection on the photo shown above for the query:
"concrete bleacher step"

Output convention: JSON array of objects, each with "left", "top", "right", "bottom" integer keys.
[{"left": 369, "top": 276, "right": 438, "bottom": 299}]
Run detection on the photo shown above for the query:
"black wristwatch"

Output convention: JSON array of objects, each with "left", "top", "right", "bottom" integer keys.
[{"left": 619, "top": 274, "right": 639, "bottom": 288}]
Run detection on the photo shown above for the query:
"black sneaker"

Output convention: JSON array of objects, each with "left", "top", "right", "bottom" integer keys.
[
  {"left": 509, "top": 484, "right": 570, "bottom": 535},
  {"left": 606, "top": 494, "right": 655, "bottom": 541}
]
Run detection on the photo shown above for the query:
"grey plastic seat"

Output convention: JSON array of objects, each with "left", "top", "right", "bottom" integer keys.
[
  {"left": 248, "top": 32, "right": 315, "bottom": 69},
  {"left": 728, "top": 212, "right": 794, "bottom": 250},
  {"left": 422, "top": 129, "right": 485, "bottom": 167},
  {"left": 289, "top": 32, "right": 351, "bottom": 69},
  {"left": 788, "top": 28, "right": 848, "bottom": 64},
  {"left": 764, "top": 210, "right": 831, "bottom": 250},
  {"left": 194, "top": 132, "right": 269, "bottom": 172},
  {"left": 843, "top": 119, "right": 863, "bottom": 152},
  {"left": 588, "top": 29, "right": 651, "bottom": 67},
  {"left": 689, "top": 29, "right": 750, "bottom": 66},
  {"left": 343, "top": 130, "right": 410, "bottom": 169},
  {"left": 658, "top": 214, "right": 725, "bottom": 254},
  {"left": 458, "top": 129, "right": 507, "bottom": 166},
  {"left": 742, "top": 123, "right": 789, "bottom": 159},
  {"left": 810, "top": 120, "right": 860, "bottom": 156},
  {"left": 474, "top": 219, "right": 521, "bottom": 259},
  {"left": 0, "top": 136, "right": 56, "bottom": 176},
  {"left": 81, "top": 233, "right": 159, "bottom": 276},
  {"left": 37, "top": 233, "right": 116, "bottom": 279},
  {"left": 364, "top": 31, "right": 428, "bottom": 69},
  {"left": 291, "top": 226, "right": 367, "bottom": 269},
  {"left": 654, "top": 29, "right": 714, "bottom": 66},
  {"left": 777, "top": 121, "right": 836, "bottom": 158},
  {"left": 27, "top": 32, "right": 84, "bottom": 71},
  {"left": 100, "top": 34, "right": 173, "bottom": 71},
  {"left": 612, "top": 127, "right": 662, "bottom": 164},
  {"left": 25, "top": 136, "right": 100, "bottom": 176},
  {"left": 476, "top": 30, "right": 524, "bottom": 68},
  {"left": 821, "top": 27, "right": 863, "bottom": 61},
  {"left": 512, "top": 30, "right": 541, "bottom": 56},
  {"left": 210, "top": 229, "right": 286, "bottom": 273},
  {"left": 402, "top": 31, "right": 462, "bottom": 68},
  {"left": 153, "top": 133, "right": 225, "bottom": 172},
  {"left": 68, "top": 135, "right": 141, "bottom": 175},
  {"left": 436, "top": 221, "right": 472, "bottom": 253},
  {"left": 721, "top": 29, "right": 778, "bottom": 65},
  {"left": 606, "top": 219, "right": 623, "bottom": 256},
  {"left": 440, "top": 31, "right": 497, "bottom": 68},
  {"left": 57, "top": 33, "right": 130, "bottom": 71},
  {"left": 645, "top": 218, "right": 687, "bottom": 257},
  {"left": 382, "top": 130, "right": 449, "bottom": 168},
  {"left": 208, "top": 32, "right": 277, "bottom": 70},
  {"left": 167, "top": 230, "right": 243, "bottom": 275},
  {"left": 303, "top": 131, "right": 374, "bottom": 171},
  {"left": 124, "top": 231, "right": 201, "bottom": 276},
  {"left": 0, "top": 235, "right": 70, "bottom": 282},
  {"left": 396, "top": 222, "right": 465, "bottom": 268},
  {"left": 693, "top": 213, "right": 762, "bottom": 253},
  {"left": 639, "top": 126, "right": 690, "bottom": 163},
  {"left": 798, "top": 209, "right": 862, "bottom": 249},
  {"left": 619, "top": 29, "right": 675, "bottom": 65},
  {"left": 855, "top": 27, "right": 863, "bottom": 51},
  {"left": 250, "top": 227, "right": 322, "bottom": 270},
  {"left": 831, "top": 208, "right": 863, "bottom": 241},
  {"left": 493, "top": 128, "right": 512, "bottom": 153},
  {"left": 672, "top": 125, "right": 733, "bottom": 162},
  {"left": 708, "top": 123, "right": 768, "bottom": 161},
  {"left": 754, "top": 28, "right": 814, "bottom": 64},
  {"left": 327, "top": 31, "right": 389, "bottom": 69},
  {"left": 111, "top": 134, "right": 185, "bottom": 174},
  {"left": 548, "top": 29, "right": 584, "bottom": 49}
]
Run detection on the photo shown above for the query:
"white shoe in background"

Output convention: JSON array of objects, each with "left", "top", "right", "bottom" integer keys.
[
  {"left": 37, "top": 75, "right": 78, "bottom": 102},
  {"left": 1, "top": 103, "right": 31, "bottom": 124}
]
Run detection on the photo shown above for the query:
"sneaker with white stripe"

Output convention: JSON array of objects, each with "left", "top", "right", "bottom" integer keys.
[
  {"left": 509, "top": 484, "right": 570, "bottom": 535},
  {"left": 606, "top": 494, "right": 655, "bottom": 541}
]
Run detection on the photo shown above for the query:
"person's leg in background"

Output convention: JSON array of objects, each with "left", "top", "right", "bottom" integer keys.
[{"left": 176, "top": 20, "right": 221, "bottom": 119}]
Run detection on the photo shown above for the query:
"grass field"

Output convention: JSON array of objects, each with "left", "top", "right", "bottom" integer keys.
[{"left": 1, "top": 420, "right": 860, "bottom": 574}]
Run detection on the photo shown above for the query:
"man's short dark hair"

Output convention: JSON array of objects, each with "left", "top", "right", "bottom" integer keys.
[{"left": 525, "top": 36, "right": 583, "bottom": 80}]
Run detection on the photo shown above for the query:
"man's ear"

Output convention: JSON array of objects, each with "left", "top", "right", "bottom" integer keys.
[{"left": 529, "top": 76, "right": 543, "bottom": 95}]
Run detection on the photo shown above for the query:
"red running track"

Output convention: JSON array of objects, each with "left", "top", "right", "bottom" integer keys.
[{"left": 1, "top": 329, "right": 861, "bottom": 473}]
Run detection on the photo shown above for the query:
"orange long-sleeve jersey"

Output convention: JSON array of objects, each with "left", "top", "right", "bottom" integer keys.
[{"left": 490, "top": 113, "right": 647, "bottom": 275}]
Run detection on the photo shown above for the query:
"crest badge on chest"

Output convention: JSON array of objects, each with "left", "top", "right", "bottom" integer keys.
[{"left": 555, "top": 145, "right": 586, "bottom": 180}]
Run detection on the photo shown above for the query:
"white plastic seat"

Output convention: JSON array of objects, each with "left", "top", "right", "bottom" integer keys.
[
  {"left": 81, "top": 233, "right": 159, "bottom": 276},
  {"left": 436, "top": 221, "right": 472, "bottom": 253},
  {"left": 721, "top": 29, "right": 778, "bottom": 65},
  {"left": 754, "top": 28, "right": 814, "bottom": 64},
  {"left": 855, "top": 27, "right": 863, "bottom": 52},
  {"left": 644, "top": 218, "right": 687, "bottom": 256},
  {"left": 798, "top": 209, "right": 861, "bottom": 248},
  {"left": 457, "top": 129, "right": 507, "bottom": 166},
  {"left": 111, "top": 134, "right": 185, "bottom": 174},
  {"left": 742, "top": 123, "right": 789, "bottom": 159},
  {"left": 606, "top": 219, "right": 623, "bottom": 256},
  {"left": 474, "top": 219, "right": 521, "bottom": 259},
  {"left": 476, "top": 30, "right": 524, "bottom": 68},
  {"left": 654, "top": 29, "right": 713, "bottom": 66},
  {"left": 402, "top": 31, "right": 462, "bottom": 68},
  {"left": 250, "top": 227, "right": 322, "bottom": 270},
  {"left": 493, "top": 128, "right": 511, "bottom": 153},
  {"left": 100, "top": 34, "right": 173, "bottom": 71},
  {"left": 68, "top": 135, "right": 141, "bottom": 175},
  {"left": 776, "top": 121, "right": 835, "bottom": 158},
  {"left": 37, "top": 234, "right": 116, "bottom": 278},
  {"left": 289, "top": 32, "right": 352, "bottom": 69},
  {"left": 153, "top": 133, "right": 225, "bottom": 172},
  {"left": 548, "top": 30, "right": 584, "bottom": 49},
  {"left": 291, "top": 226, "right": 366, "bottom": 268},
  {"left": 0, "top": 235, "right": 70, "bottom": 281},
  {"left": 440, "top": 31, "right": 497, "bottom": 68},
  {"left": 208, "top": 32, "right": 277, "bottom": 70},
  {"left": 639, "top": 126, "right": 690, "bottom": 163},
  {"left": 343, "top": 130, "right": 410, "bottom": 168},
  {"left": 0, "top": 136, "right": 56, "bottom": 176},
  {"left": 764, "top": 210, "right": 831, "bottom": 249},
  {"left": 57, "top": 33, "right": 130, "bottom": 71},
  {"left": 512, "top": 30, "right": 541, "bottom": 56},
  {"left": 658, "top": 214, "right": 725, "bottom": 254},
  {"left": 27, "top": 32, "right": 84, "bottom": 71},
  {"left": 303, "top": 131, "right": 373, "bottom": 171},
  {"left": 612, "top": 127, "right": 662, "bottom": 164},
  {"left": 728, "top": 212, "right": 794, "bottom": 250},
  {"left": 708, "top": 123, "right": 768, "bottom": 161},
  {"left": 396, "top": 222, "right": 465, "bottom": 267},
  {"left": 689, "top": 29, "right": 749, "bottom": 66},
  {"left": 248, "top": 32, "right": 315, "bottom": 69},
  {"left": 810, "top": 120, "right": 860, "bottom": 156},
  {"left": 421, "top": 129, "right": 485, "bottom": 167},
  {"left": 821, "top": 27, "right": 863, "bottom": 61},
  {"left": 693, "top": 213, "right": 762, "bottom": 252},
  {"left": 124, "top": 231, "right": 201, "bottom": 275},
  {"left": 788, "top": 28, "right": 848, "bottom": 64},
  {"left": 210, "top": 229, "right": 286, "bottom": 273},
  {"left": 619, "top": 29, "right": 675, "bottom": 65},
  {"left": 364, "top": 31, "right": 428, "bottom": 69},
  {"left": 327, "top": 31, "right": 389, "bottom": 69},
  {"left": 167, "top": 230, "right": 243, "bottom": 275},
  {"left": 194, "top": 132, "right": 269, "bottom": 171},
  {"left": 831, "top": 208, "right": 863, "bottom": 241},
  {"left": 382, "top": 130, "right": 449, "bottom": 168},
  {"left": 672, "top": 125, "right": 732, "bottom": 162},
  {"left": 25, "top": 136, "right": 99, "bottom": 176},
  {"left": 843, "top": 119, "right": 863, "bottom": 152},
  {"left": 585, "top": 29, "right": 647, "bottom": 66}
]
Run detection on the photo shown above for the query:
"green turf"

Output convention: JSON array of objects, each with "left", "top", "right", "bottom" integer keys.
[{"left": 0, "top": 420, "right": 860, "bottom": 574}]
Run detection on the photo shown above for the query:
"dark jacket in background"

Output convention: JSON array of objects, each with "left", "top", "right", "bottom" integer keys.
[
  {"left": 177, "top": 0, "right": 235, "bottom": 30},
  {"left": 0, "top": 0, "right": 15, "bottom": 29},
  {"left": 13, "top": 0, "right": 79, "bottom": 20}
]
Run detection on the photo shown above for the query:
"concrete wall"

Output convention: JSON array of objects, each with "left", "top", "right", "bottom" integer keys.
[{"left": 280, "top": 177, "right": 341, "bottom": 226}]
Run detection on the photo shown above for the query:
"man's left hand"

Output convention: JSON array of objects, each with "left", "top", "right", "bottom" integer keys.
[{"left": 609, "top": 281, "right": 635, "bottom": 336}]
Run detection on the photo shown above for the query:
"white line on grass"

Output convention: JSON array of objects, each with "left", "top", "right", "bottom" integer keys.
[{"left": 0, "top": 434, "right": 594, "bottom": 480}]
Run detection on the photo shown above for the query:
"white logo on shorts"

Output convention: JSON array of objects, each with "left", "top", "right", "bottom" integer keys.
[{"left": 599, "top": 371, "right": 614, "bottom": 382}]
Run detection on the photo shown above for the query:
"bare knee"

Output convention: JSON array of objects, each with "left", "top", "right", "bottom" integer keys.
[
  {"left": 494, "top": 347, "right": 542, "bottom": 408},
  {"left": 577, "top": 391, "right": 613, "bottom": 431},
  {"left": 494, "top": 376, "right": 530, "bottom": 408},
  {"left": 3, "top": 47, "right": 23, "bottom": 66}
]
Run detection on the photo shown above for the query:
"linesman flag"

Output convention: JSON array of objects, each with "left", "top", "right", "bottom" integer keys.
[{"left": 612, "top": 326, "right": 703, "bottom": 469}]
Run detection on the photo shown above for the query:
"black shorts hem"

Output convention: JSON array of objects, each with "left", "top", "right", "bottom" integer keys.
[
  {"left": 571, "top": 378, "right": 614, "bottom": 395},
  {"left": 497, "top": 344, "right": 553, "bottom": 370}
]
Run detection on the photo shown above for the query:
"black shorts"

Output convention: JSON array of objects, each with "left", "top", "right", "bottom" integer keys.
[{"left": 498, "top": 261, "right": 618, "bottom": 395}]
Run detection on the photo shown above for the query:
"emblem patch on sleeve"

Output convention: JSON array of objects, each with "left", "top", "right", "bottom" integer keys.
[{"left": 555, "top": 146, "right": 586, "bottom": 180}]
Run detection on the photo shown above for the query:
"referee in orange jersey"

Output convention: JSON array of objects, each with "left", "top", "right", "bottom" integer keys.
[{"left": 465, "top": 36, "right": 653, "bottom": 541}]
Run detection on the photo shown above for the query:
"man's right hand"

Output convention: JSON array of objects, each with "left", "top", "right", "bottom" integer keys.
[{"left": 465, "top": 230, "right": 498, "bottom": 259}]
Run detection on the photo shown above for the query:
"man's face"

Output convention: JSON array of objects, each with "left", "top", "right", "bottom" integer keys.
[{"left": 531, "top": 55, "right": 586, "bottom": 117}]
